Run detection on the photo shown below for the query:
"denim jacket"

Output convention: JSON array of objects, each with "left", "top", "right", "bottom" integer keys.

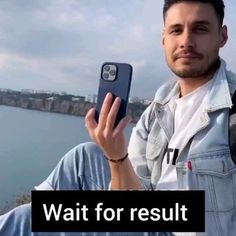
[{"left": 128, "top": 60, "right": 236, "bottom": 236}]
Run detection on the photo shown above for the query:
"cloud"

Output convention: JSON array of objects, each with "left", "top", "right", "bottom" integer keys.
[{"left": 0, "top": 1, "right": 235, "bottom": 98}]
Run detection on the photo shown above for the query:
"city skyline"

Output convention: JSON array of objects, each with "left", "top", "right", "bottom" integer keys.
[{"left": 0, "top": 87, "right": 152, "bottom": 105}]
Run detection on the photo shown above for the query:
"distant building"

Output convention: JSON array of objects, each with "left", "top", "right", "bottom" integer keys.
[
  {"left": 72, "top": 97, "right": 79, "bottom": 102},
  {"left": 47, "top": 97, "right": 56, "bottom": 101},
  {"left": 35, "top": 90, "right": 48, "bottom": 94},
  {"left": 85, "top": 94, "right": 97, "bottom": 103},
  {"left": 129, "top": 97, "right": 142, "bottom": 104},
  {"left": 129, "top": 97, "right": 152, "bottom": 105},
  {"left": 0, "top": 88, "right": 14, "bottom": 93},
  {"left": 58, "top": 91, "right": 67, "bottom": 96},
  {"left": 21, "top": 89, "right": 35, "bottom": 94},
  {"left": 143, "top": 99, "right": 152, "bottom": 106},
  {"left": 72, "top": 96, "right": 85, "bottom": 102}
]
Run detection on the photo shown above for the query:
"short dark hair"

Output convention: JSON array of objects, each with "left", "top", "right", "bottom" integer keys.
[{"left": 163, "top": 0, "right": 225, "bottom": 26}]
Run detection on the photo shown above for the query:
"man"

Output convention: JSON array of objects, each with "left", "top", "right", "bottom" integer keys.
[{"left": 0, "top": 0, "right": 235, "bottom": 235}]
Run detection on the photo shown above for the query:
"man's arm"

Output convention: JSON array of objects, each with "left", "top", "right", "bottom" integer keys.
[
  {"left": 85, "top": 92, "right": 142, "bottom": 190},
  {"left": 108, "top": 156, "right": 142, "bottom": 190}
]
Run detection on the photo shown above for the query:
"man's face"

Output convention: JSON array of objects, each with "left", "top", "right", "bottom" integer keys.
[{"left": 163, "top": 2, "right": 228, "bottom": 79}]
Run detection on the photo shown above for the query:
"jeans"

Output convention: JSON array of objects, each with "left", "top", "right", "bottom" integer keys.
[{"left": 0, "top": 142, "right": 170, "bottom": 236}]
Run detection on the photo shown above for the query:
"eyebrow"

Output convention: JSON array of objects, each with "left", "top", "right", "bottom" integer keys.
[{"left": 193, "top": 20, "right": 211, "bottom": 26}]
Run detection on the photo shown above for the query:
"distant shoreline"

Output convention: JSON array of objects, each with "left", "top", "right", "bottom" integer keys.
[
  {"left": 0, "top": 194, "right": 31, "bottom": 216},
  {"left": 0, "top": 90, "right": 148, "bottom": 123}
]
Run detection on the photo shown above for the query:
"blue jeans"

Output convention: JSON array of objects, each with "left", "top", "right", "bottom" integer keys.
[{"left": 0, "top": 142, "right": 169, "bottom": 236}]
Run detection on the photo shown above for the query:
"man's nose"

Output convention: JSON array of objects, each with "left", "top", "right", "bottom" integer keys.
[{"left": 180, "top": 30, "right": 195, "bottom": 49}]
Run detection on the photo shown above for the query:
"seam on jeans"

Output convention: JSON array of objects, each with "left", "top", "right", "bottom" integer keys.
[
  {"left": 233, "top": 173, "right": 236, "bottom": 207},
  {"left": 208, "top": 176, "right": 216, "bottom": 211},
  {"left": 205, "top": 175, "right": 234, "bottom": 218},
  {"left": 192, "top": 168, "right": 236, "bottom": 176},
  {"left": 205, "top": 205, "right": 236, "bottom": 213},
  {"left": 79, "top": 174, "right": 105, "bottom": 190},
  {"left": 211, "top": 174, "right": 225, "bottom": 236},
  {"left": 189, "top": 149, "right": 230, "bottom": 159},
  {"left": 208, "top": 176, "right": 221, "bottom": 236},
  {"left": 211, "top": 176, "right": 219, "bottom": 212}
]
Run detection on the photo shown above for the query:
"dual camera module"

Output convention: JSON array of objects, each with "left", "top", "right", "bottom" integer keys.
[{"left": 102, "top": 64, "right": 117, "bottom": 81}]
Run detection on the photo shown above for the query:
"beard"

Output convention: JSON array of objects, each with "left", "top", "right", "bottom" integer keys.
[{"left": 167, "top": 54, "right": 221, "bottom": 79}]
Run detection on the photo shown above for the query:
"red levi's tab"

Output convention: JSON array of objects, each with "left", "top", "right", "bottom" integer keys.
[{"left": 187, "top": 161, "right": 192, "bottom": 170}]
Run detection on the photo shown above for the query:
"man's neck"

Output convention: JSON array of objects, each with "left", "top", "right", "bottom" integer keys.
[
  {"left": 179, "top": 59, "right": 221, "bottom": 97},
  {"left": 179, "top": 76, "right": 213, "bottom": 97}
]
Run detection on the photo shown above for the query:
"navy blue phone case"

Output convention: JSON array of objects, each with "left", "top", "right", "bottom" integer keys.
[{"left": 96, "top": 62, "right": 133, "bottom": 127}]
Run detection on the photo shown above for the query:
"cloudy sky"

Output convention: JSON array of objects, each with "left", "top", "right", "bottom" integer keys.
[{"left": 0, "top": 0, "right": 235, "bottom": 99}]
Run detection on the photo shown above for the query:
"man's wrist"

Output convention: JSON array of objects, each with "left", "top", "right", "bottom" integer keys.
[{"left": 105, "top": 153, "right": 128, "bottom": 163}]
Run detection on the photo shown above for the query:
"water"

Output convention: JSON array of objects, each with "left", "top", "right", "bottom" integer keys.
[{"left": 0, "top": 106, "right": 134, "bottom": 209}]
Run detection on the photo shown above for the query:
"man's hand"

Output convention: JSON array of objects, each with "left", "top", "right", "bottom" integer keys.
[{"left": 85, "top": 92, "right": 131, "bottom": 161}]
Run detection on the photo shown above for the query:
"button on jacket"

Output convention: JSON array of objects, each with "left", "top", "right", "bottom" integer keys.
[{"left": 128, "top": 60, "right": 236, "bottom": 236}]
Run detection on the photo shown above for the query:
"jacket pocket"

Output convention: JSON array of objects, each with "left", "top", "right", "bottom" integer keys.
[
  {"left": 189, "top": 150, "right": 236, "bottom": 212},
  {"left": 146, "top": 138, "right": 164, "bottom": 160},
  {"left": 145, "top": 137, "right": 167, "bottom": 185},
  {"left": 146, "top": 126, "right": 167, "bottom": 161}
]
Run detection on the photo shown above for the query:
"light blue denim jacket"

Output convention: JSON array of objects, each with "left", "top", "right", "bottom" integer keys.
[{"left": 128, "top": 60, "right": 236, "bottom": 236}]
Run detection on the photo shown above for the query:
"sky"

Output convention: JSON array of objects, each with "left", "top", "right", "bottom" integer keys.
[{"left": 0, "top": 0, "right": 235, "bottom": 99}]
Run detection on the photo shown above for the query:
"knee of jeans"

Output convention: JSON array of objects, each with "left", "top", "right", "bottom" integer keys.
[
  {"left": 61, "top": 142, "right": 104, "bottom": 166},
  {"left": 76, "top": 142, "right": 103, "bottom": 157},
  {"left": 15, "top": 204, "right": 31, "bottom": 217},
  {"left": 80, "top": 142, "right": 101, "bottom": 151},
  {"left": 61, "top": 142, "right": 105, "bottom": 171},
  {"left": 8, "top": 204, "right": 31, "bottom": 223},
  {"left": 77, "top": 142, "right": 109, "bottom": 170}
]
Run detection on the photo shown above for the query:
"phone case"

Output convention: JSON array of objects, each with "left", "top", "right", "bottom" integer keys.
[{"left": 96, "top": 62, "right": 133, "bottom": 127}]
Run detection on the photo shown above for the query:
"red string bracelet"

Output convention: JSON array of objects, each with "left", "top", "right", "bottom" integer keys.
[{"left": 105, "top": 153, "right": 128, "bottom": 163}]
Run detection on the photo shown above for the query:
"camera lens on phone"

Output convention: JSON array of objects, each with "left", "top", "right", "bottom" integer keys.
[
  {"left": 103, "top": 73, "right": 109, "bottom": 79},
  {"left": 109, "top": 69, "right": 116, "bottom": 76},
  {"left": 104, "top": 65, "right": 110, "bottom": 72}
]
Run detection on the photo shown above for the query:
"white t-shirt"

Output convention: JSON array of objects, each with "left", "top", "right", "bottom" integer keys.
[
  {"left": 156, "top": 79, "right": 214, "bottom": 236},
  {"left": 156, "top": 78, "right": 214, "bottom": 190}
]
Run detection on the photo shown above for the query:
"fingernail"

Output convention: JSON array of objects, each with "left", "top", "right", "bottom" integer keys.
[{"left": 116, "top": 97, "right": 121, "bottom": 102}]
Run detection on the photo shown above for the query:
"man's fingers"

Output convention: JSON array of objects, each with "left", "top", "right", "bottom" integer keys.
[
  {"left": 113, "top": 116, "right": 132, "bottom": 137},
  {"left": 85, "top": 108, "right": 97, "bottom": 130},
  {"left": 99, "top": 93, "right": 113, "bottom": 129},
  {"left": 106, "top": 97, "right": 121, "bottom": 130}
]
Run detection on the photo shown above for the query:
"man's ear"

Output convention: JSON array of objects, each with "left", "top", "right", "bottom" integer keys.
[
  {"left": 162, "top": 29, "right": 165, "bottom": 46},
  {"left": 162, "top": 37, "right": 165, "bottom": 46},
  {"left": 219, "top": 25, "right": 228, "bottom": 48}
]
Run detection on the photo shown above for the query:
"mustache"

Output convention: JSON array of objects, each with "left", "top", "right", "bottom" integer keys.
[{"left": 174, "top": 50, "right": 203, "bottom": 60}]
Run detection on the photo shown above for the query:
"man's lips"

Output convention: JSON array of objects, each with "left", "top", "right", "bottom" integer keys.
[
  {"left": 180, "top": 55, "right": 199, "bottom": 59},
  {"left": 176, "top": 54, "right": 201, "bottom": 59},
  {"left": 174, "top": 51, "right": 202, "bottom": 60}
]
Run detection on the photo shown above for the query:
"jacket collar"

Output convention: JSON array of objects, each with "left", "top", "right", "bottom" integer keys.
[
  {"left": 153, "top": 59, "right": 233, "bottom": 112},
  {"left": 206, "top": 59, "right": 233, "bottom": 112}
]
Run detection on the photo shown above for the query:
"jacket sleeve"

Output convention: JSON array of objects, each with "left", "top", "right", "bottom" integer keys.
[{"left": 128, "top": 102, "right": 155, "bottom": 190}]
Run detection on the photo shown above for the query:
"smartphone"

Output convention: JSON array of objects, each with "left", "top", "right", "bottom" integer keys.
[{"left": 95, "top": 62, "right": 133, "bottom": 127}]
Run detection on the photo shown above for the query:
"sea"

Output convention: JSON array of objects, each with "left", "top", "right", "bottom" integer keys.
[{"left": 0, "top": 105, "right": 134, "bottom": 210}]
